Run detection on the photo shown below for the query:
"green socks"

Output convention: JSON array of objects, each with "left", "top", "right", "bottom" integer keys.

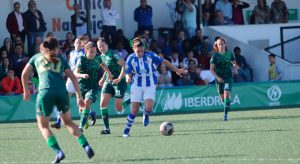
[
  {"left": 79, "top": 109, "right": 90, "bottom": 128},
  {"left": 77, "top": 134, "right": 89, "bottom": 148},
  {"left": 224, "top": 98, "right": 230, "bottom": 116},
  {"left": 47, "top": 135, "right": 62, "bottom": 154},
  {"left": 101, "top": 107, "right": 109, "bottom": 130}
]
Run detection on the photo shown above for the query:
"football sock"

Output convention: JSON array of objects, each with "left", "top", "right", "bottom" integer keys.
[
  {"left": 77, "top": 134, "right": 89, "bottom": 148},
  {"left": 56, "top": 116, "right": 61, "bottom": 125},
  {"left": 125, "top": 113, "right": 136, "bottom": 131},
  {"left": 79, "top": 109, "right": 89, "bottom": 128},
  {"left": 101, "top": 107, "right": 109, "bottom": 130},
  {"left": 144, "top": 110, "right": 150, "bottom": 116},
  {"left": 47, "top": 135, "right": 62, "bottom": 154},
  {"left": 224, "top": 98, "right": 230, "bottom": 116}
]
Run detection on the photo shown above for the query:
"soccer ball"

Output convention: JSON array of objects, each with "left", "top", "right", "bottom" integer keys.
[{"left": 159, "top": 122, "right": 174, "bottom": 136}]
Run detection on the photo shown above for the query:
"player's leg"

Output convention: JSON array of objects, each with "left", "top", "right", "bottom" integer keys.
[
  {"left": 60, "top": 111, "right": 94, "bottom": 159},
  {"left": 100, "top": 93, "right": 112, "bottom": 134},
  {"left": 79, "top": 98, "right": 92, "bottom": 130},
  {"left": 223, "top": 81, "right": 232, "bottom": 121},
  {"left": 142, "top": 85, "right": 156, "bottom": 126},
  {"left": 37, "top": 91, "right": 65, "bottom": 163},
  {"left": 123, "top": 85, "right": 142, "bottom": 137}
]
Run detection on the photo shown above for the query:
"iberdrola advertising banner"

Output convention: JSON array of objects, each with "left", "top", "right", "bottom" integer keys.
[{"left": 1, "top": 81, "right": 300, "bottom": 122}]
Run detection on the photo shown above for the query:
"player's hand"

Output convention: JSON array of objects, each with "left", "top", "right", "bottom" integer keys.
[
  {"left": 176, "top": 68, "right": 188, "bottom": 77},
  {"left": 82, "top": 74, "right": 89, "bottom": 79},
  {"left": 99, "top": 78, "right": 105, "bottom": 87},
  {"left": 126, "top": 75, "right": 131, "bottom": 83},
  {"left": 77, "top": 98, "right": 85, "bottom": 109},
  {"left": 23, "top": 91, "right": 31, "bottom": 101},
  {"left": 217, "top": 77, "right": 224, "bottom": 83},
  {"left": 112, "top": 78, "right": 121, "bottom": 85}
]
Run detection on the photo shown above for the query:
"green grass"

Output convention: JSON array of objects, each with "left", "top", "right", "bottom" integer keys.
[{"left": 1, "top": 108, "right": 300, "bottom": 164}]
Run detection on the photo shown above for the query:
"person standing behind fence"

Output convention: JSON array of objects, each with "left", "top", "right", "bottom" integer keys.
[
  {"left": 270, "top": 0, "right": 288, "bottom": 23},
  {"left": 6, "top": 2, "right": 28, "bottom": 45},
  {"left": 134, "top": 0, "right": 153, "bottom": 38},
  {"left": 24, "top": 0, "right": 47, "bottom": 55},
  {"left": 101, "top": 0, "right": 120, "bottom": 45},
  {"left": 268, "top": 53, "right": 282, "bottom": 81},
  {"left": 210, "top": 38, "right": 238, "bottom": 121},
  {"left": 71, "top": 4, "right": 87, "bottom": 37}
]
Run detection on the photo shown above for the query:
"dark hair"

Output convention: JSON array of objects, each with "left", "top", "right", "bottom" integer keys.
[
  {"left": 43, "top": 37, "right": 59, "bottom": 51},
  {"left": 269, "top": 53, "right": 276, "bottom": 58},
  {"left": 97, "top": 37, "right": 108, "bottom": 45},
  {"left": 132, "top": 37, "right": 144, "bottom": 47},
  {"left": 14, "top": 2, "right": 20, "bottom": 8},
  {"left": 234, "top": 47, "right": 241, "bottom": 52}
]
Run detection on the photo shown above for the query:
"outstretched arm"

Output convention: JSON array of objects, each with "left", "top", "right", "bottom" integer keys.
[
  {"left": 163, "top": 59, "right": 188, "bottom": 77},
  {"left": 21, "top": 64, "right": 33, "bottom": 100}
]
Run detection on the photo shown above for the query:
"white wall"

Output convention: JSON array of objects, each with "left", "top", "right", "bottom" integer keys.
[{"left": 204, "top": 27, "right": 300, "bottom": 82}]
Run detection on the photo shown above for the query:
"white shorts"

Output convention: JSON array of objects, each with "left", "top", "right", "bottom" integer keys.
[
  {"left": 130, "top": 85, "right": 156, "bottom": 102},
  {"left": 66, "top": 78, "right": 76, "bottom": 93}
]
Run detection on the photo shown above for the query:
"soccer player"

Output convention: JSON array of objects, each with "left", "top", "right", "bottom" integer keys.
[
  {"left": 21, "top": 37, "right": 94, "bottom": 163},
  {"left": 97, "top": 37, "right": 127, "bottom": 134},
  {"left": 210, "top": 38, "right": 238, "bottom": 121},
  {"left": 74, "top": 41, "right": 113, "bottom": 131},
  {"left": 122, "top": 37, "right": 187, "bottom": 137}
]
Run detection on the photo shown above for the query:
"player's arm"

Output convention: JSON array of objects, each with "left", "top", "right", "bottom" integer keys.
[
  {"left": 125, "top": 73, "right": 132, "bottom": 84},
  {"left": 65, "top": 69, "right": 84, "bottom": 108},
  {"left": 99, "top": 72, "right": 106, "bottom": 87},
  {"left": 210, "top": 63, "right": 224, "bottom": 83},
  {"left": 74, "top": 67, "right": 89, "bottom": 79},
  {"left": 163, "top": 59, "right": 188, "bottom": 77},
  {"left": 112, "top": 59, "right": 126, "bottom": 85},
  {"left": 21, "top": 64, "right": 33, "bottom": 100},
  {"left": 100, "top": 63, "right": 113, "bottom": 81}
]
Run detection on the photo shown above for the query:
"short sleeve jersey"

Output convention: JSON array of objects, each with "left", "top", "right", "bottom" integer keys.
[
  {"left": 210, "top": 51, "right": 235, "bottom": 80},
  {"left": 101, "top": 50, "right": 123, "bottom": 82},
  {"left": 28, "top": 53, "right": 70, "bottom": 90},
  {"left": 76, "top": 55, "right": 102, "bottom": 90}
]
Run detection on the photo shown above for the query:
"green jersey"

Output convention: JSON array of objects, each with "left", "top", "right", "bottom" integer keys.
[
  {"left": 28, "top": 53, "right": 70, "bottom": 90},
  {"left": 210, "top": 51, "right": 235, "bottom": 81},
  {"left": 77, "top": 55, "right": 102, "bottom": 91},
  {"left": 101, "top": 50, "right": 123, "bottom": 82}
]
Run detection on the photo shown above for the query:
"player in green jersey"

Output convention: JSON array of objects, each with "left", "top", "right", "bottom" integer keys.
[
  {"left": 74, "top": 41, "right": 113, "bottom": 131},
  {"left": 21, "top": 37, "right": 94, "bottom": 163},
  {"left": 210, "top": 38, "right": 238, "bottom": 121},
  {"left": 97, "top": 37, "right": 127, "bottom": 134}
]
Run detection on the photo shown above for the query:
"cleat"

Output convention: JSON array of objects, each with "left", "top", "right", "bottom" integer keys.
[
  {"left": 122, "top": 128, "right": 130, "bottom": 137},
  {"left": 100, "top": 129, "right": 111, "bottom": 135},
  {"left": 50, "top": 123, "right": 61, "bottom": 129},
  {"left": 142, "top": 113, "right": 149, "bottom": 126},
  {"left": 84, "top": 145, "right": 95, "bottom": 159},
  {"left": 223, "top": 115, "right": 228, "bottom": 121},
  {"left": 90, "top": 111, "right": 97, "bottom": 126},
  {"left": 52, "top": 151, "right": 65, "bottom": 164}
]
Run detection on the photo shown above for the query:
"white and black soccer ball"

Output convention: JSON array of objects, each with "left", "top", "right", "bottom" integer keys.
[{"left": 159, "top": 122, "right": 174, "bottom": 136}]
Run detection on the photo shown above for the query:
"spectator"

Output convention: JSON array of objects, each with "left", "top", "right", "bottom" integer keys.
[
  {"left": 181, "top": 0, "right": 197, "bottom": 38},
  {"left": 71, "top": 4, "right": 87, "bottom": 37},
  {"left": 0, "top": 50, "right": 8, "bottom": 65},
  {"left": 14, "top": 36, "right": 24, "bottom": 46},
  {"left": 1, "top": 68, "right": 22, "bottom": 95},
  {"left": 215, "top": 0, "right": 233, "bottom": 21},
  {"left": 253, "top": 0, "right": 271, "bottom": 24},
  {"left": 11, "top": 44, "right": 29, "bottom": 79},
  {"left": 268, "top": 53, "right": 282, "bottom": 81},
  {"left": 24, "top": 0, "right": 47, "bottom": 56},
  {"left": 101, "top": 0, "right": 120, "bottom": 45},
  {"left": 182, "top": 50, "right": 198, "bottom": 69},
  {"left": 177, "top": 73, "right": 193, "bottom": 86},
  {"left": 270, "top": 0, "right": 288, "bottom": 23},
  {"left": 62, "top": 32, "right": 75, "bottom": 53},
  {"left": 188, "top": 60, "right": 205, "bottom": 85},
  {"left": 0, "top": 58, "right": 11, "bottom": 80},
  {"left": 134, "top": 0, "right": 153, "bottom": 38},
  {"left": 190, "top": 28, "right": 203, "bottom": 52},
  {"left": 157, "top": 63, "right": 173, "bottom": 88},
  {"left": 168, "top": 51, "right": 183, "bottom": 86},
  {"left": 112, "top": 29, "right": 132, "bottom": 53},
  {"left": 149, "top": 39, "right": 162, "bottom": 55},
  {"left": 115, "top": 41, "right": 129, "bottom": 60},
  {"left": 46, "top": 32, "right": 54, "bottom": 38},
  {"left": 198, "top": 66, "right": 215, "bottom": 85},
  {"left": 213, "top": 10, "right": 233, "bottom": 25},
  {"left": 202, "top": 0, "right": 215, "bottom": 20},
  {"left": 0, "top": 38, "right": 14, "bottom": 57},
  {"left": 202, "top": 11, "right": 213, "bottom": 26},
  {"left": 233, "top": 47, "right": 252, "bottom": 82},
  {"left": 232, "top": 0, "right": 250, "bottom": 25},
  {"left": 6, "top": 2, "right": 27, "bottom": 44},
  {"left": 28, "top": 35, "right": 42, "bottom": 57}
]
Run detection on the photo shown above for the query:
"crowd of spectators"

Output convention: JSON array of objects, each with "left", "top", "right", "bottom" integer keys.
[{"left": 1, "top": 0, "right": 289, "bottom": 95}]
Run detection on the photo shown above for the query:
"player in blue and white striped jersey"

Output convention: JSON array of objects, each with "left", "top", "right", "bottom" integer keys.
[{"left": 122, "top": 37, "right": 187, "bottom": 137}]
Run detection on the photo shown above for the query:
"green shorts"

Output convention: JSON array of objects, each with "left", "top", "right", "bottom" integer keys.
[
  {"left": 81, "top": 88, "right": 99, "bottom": 103},
  {"left": 101, "top": 80, "right": 127, "bottom": 98},
  {"left": 215, "top": 78, "right": 233, "bottom": 95},
  {"left": 36, "top": 89, "right": 69, "bottom": 117}
]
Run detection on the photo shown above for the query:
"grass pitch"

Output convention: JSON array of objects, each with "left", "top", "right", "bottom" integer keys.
[{"left": 1, "top": 108, "right": 300, "bottom": 164}]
